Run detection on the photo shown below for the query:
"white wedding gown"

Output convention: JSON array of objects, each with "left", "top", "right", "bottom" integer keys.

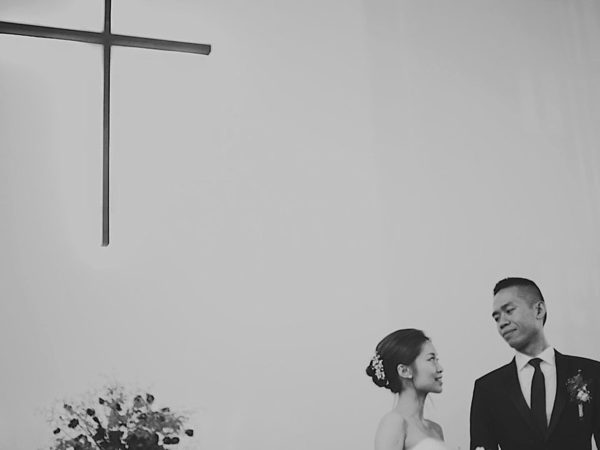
[{"left": 410, "top": 437, "right": 453, "bottom": 450}]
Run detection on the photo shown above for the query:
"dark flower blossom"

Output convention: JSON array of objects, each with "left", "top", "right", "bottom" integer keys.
[
  {"left": 98, "top": 397, "right": 105, "bottom": 404},
  {"left": 75, "top": 434, "right": 89, "bottom": 446},
  {"left": 184, "top": 429, "right": 193, "bottom": 437},
  {"left": 146, "top": 393, "right": 155, "bottom": 404},
  {"left": 86, "top": 408, "right": 95, "bottom": 416},
  {"left": 53, "top": 428, "right": 61, "bottom": 435},
  {"left": 115, "top": 403, "right": 122, "bottom": 411},
  {"left": 68, "top": 418, "right": 79, "bottom": 428},
  {"left": 133, "top": 395, "right": 144, "bottom": 408}
]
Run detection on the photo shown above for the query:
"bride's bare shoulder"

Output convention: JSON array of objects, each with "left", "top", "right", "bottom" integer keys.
[
  {"left": 378, "top": 410, "right": 408, "bottom": 427},
  {"left": 424, "top": 419, "right": 444, "bottom": 439},
  {"left": 375, "top": 411, "right": 408, "bottom": 449}
]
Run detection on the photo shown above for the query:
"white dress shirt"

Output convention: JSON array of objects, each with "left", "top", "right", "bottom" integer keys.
[{"left": 514, "top": 346, "right": 557, "bottom": 425}]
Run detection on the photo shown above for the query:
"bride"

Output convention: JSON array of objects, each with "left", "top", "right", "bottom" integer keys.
[{"left": 366, "top": 329, "right": 450, "bottom": 450}]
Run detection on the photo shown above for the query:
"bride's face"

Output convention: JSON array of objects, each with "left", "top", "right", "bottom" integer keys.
[{"left": 411, "top": 341, "right": 444, "bottom": 394}]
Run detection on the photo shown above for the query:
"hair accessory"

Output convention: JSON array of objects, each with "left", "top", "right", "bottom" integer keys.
[{"left": 371, "top": 353, "right": 386, "bottom": 381}]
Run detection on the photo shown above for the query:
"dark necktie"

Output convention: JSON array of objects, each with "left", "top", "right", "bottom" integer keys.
[{"left": 529, "top": 358, "right": 547, "bottom": 433}]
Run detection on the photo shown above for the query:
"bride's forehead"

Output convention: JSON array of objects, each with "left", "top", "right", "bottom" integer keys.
[{"left": 419, "top": 340, "right": 437, "bottom": 355}]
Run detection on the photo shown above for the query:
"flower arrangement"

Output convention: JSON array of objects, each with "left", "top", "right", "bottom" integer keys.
[
  {"left": 566, "top": 369, "right": 592, "bottom": 420},
  {"left": 48, "top": 384, "right": 194, "bottom": 450}
]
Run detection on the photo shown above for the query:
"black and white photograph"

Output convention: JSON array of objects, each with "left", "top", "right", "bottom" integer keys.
[{"left": 1, "top": 1, "right": 600, "bottom": 449}]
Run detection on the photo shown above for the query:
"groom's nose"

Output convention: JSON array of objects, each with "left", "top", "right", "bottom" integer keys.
[{"left": 497, "top": 312, "right": 510, "bottom": 327}]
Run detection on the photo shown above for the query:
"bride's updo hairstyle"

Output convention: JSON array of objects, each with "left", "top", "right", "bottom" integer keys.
[{"left": 365, "top": 328, "right": 430, "bottom": 394}]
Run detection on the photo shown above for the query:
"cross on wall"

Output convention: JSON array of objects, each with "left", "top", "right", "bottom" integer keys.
[{"left": 0, "top": 0, "right": 212, "bottom": 246}]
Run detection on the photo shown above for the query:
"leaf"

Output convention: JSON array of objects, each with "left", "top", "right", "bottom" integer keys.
[
  {"left": 93, "top": 425, "right": 106, "bottom": 442},
  {"left": 108, "top": 430, "right": 123, "bottom": 444}
]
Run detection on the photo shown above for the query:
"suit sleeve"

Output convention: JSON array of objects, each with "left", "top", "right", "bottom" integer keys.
[
  {"left": 470, "top": 378, "right": 499, "bottom": 450},
  {"left": 593, "top": 364, "right": 600, "bottom": 449}
]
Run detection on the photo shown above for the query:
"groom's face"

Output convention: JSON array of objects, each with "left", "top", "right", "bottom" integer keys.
[{"left": 492, "top": 286, "right": 542, "bottom": 351}]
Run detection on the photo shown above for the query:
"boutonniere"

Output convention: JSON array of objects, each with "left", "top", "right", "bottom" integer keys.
[{"left": 566, "top": 369, "right": 592, "bottom": 419}]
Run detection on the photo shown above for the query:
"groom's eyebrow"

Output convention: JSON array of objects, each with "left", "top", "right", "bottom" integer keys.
[{"left": 492, "top": 302, "right": 514, "bottom": 318}]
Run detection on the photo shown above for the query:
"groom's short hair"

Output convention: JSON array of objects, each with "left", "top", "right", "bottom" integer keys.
[{"left": 493, "top": 277, "right": 547, "bottom": 325}]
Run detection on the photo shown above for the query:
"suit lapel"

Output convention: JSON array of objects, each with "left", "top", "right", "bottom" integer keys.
[
  {"left": 504, "top": 358, "right": 545, "bottom": 440},
  {"left": 547, "top": 350, "right": 568, "bottom": 439}
]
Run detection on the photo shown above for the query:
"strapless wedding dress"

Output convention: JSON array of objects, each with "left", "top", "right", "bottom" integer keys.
[{"left": 410, "top": 437, "right": 452, "bottom": 450}]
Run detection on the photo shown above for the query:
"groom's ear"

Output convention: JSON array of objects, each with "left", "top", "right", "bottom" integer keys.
[
  {"left": 397, "top": 364, "right": 413, "bottom": 379},
  {"left": 535, "top": 301, "right": 546, "bottom": 320}
]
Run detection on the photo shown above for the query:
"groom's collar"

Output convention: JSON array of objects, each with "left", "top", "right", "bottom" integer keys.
[{"left": 514, "top": 346, "right": 555, "bottom": 371}]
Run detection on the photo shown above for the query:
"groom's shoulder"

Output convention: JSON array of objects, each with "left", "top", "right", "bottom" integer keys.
[
  {"left": 560, "top": 352, "right": 600, "bottom": 372},
  {"left": 475, "top": 361, "right": 513, "bottom": 385},
  {"left": 474, "top": 358, "right": 517, "bottom": 387}
]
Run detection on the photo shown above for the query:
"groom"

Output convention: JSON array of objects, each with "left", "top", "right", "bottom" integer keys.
[{"left": 470, "top": 277, "right": 600, "bottom": 450}]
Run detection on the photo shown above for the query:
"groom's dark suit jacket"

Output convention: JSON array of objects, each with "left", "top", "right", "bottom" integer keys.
[{"left": 470, "top": 350, "right": 600, "bottom": 450}]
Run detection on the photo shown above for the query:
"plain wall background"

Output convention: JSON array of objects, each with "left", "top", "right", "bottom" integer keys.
[{"left": 1, "top": 1, "right": 600, "bottom": 449}]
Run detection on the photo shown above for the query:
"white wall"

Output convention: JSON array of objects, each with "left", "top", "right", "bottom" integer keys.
[{"left": 1, "top": 1, "right": 600, "bottom": 449}]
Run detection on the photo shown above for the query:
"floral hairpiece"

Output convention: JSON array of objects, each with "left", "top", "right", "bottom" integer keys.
[{"left": 371, "top": 352, "right": 386, "bottom": 382}]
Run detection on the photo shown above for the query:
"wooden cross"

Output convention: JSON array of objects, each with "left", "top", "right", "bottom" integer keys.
[{"left": 0, "top": 0, "right": 211, "bottom": 246}]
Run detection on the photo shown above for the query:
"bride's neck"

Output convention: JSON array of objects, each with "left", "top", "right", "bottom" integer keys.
[{"left": 394, "top": 387, "right": 427, "bottom": 419}]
